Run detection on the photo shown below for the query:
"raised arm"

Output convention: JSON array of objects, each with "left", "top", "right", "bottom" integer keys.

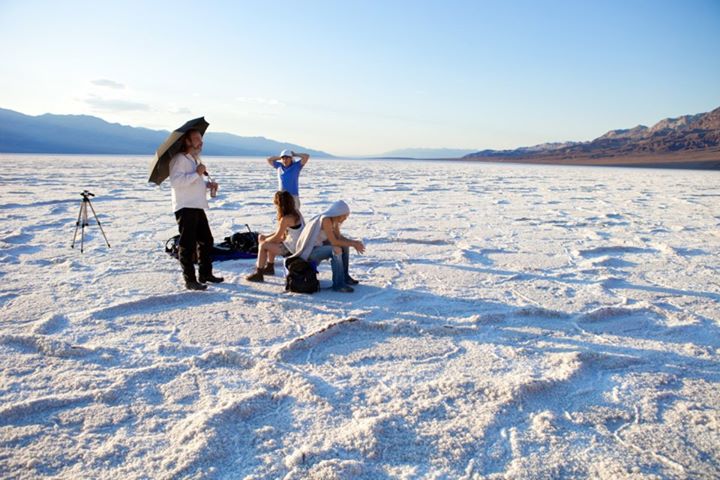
[
  {"left": 267, "top": 155, "right": 281, "bottom": 167},
  {"left": 293, "top": 151, "right": 310, "bottom": 166}
]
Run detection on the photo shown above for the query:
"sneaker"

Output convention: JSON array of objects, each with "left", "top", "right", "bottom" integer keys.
[
  {"left": 245, "top": 270, "right": 264, "bottom": 283},
  {"left": 185, "top": 281, "right": 208, "bottom": 291},
  {"left": 199, "top": 274, "right": 224, "bottom": 284},
  {"left": 345, "top": 276, "right": 359, "bottom": 285},
  {"left": 260, "top": 263, "right": 275, "bottom": 276},
  {"left": 333, "top": 286, "right": 354, "bottom": 293}
]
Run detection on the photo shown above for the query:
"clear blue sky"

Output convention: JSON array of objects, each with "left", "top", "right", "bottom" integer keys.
[{"left": 1, "top": 0, "right": 719, "bottom": 155}]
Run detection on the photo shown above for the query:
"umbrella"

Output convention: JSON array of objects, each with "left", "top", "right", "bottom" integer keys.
[{"left": 148, "top": 117, "right": 209, "bottom": 185}]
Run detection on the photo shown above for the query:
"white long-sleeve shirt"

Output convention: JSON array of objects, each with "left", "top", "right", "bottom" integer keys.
[{"left": 169, "top": 153, "right": 209, "bottom": 212}]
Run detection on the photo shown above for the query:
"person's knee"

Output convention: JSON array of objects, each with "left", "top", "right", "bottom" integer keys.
[{"left": 333, "top": 246, "right": 342, "bottom": 256}]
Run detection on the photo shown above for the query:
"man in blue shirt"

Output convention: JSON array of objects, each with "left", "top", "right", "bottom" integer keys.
[{"left": 267, "top": 149, "right": 310, "bottom": 208}]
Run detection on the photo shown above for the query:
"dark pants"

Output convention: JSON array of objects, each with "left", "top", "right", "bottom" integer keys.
[{"left": 175, "top": 208, "right": 213, "bottom": 282}]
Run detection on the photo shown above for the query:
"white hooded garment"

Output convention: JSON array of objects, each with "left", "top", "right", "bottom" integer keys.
[{"left": 290, "top": 200, "right": 350, "bottom": 260}]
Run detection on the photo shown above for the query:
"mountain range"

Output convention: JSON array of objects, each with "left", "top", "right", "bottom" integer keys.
[
  {"left": 1, "top": 106, "right": 719, "bottom": 168},
  {"left": 372, "top": 147, "right": 479, "bottom": 159},
  {"left": 463, "top": 106, "right": 720, "bottom": 168},
  {"left": 0, "top": 108, "right": 332, "bottom": 157}
]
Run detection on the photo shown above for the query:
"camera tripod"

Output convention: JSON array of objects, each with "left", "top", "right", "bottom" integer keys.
[{"left": 71, "top": 190, "right": 110, "bottom": 253}]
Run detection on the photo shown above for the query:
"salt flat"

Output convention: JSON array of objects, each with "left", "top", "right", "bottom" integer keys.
[{"left": 0, "top": 155, "right": 718, "bottom": 479}]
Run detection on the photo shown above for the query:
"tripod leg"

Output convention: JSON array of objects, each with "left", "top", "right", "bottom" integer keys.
[
  {"left": 71, "top": 201, "right": 84, "bottom": 248},
  {"left": 80, "top": 210, "right": 85, "bottom": 253},
  {"left": 87, "top": 199, "right": 111, "bottom": 248}
]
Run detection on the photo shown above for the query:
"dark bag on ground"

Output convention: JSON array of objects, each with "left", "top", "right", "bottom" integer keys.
[
  {"left": 165, "top": 225, "right": 259, "bottom": 263},
  {"left": 220, "top": 231, "right": 259, "bottom": 255},
  {"left": 284, "top": 256, "right": 320, "bottom": 294}
]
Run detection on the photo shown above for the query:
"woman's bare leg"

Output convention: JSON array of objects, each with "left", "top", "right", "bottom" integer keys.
[
  {"left": 265, "top": 243, "right": 284, "bottom": 262},
  {"left": 256, "top": 241, "right": 269, "bottom": 269}
]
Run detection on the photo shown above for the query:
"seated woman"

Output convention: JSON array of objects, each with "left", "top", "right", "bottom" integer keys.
[
  {"left": 290, "top": 200, "right": 365, "bottom": 292},
  {"left": 246, "top": 191, "right": 304, "bottom": 282}
]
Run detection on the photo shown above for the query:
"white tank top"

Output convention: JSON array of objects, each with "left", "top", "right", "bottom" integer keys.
[
  {"left": 283, "top": 217, "right": 304, "bottom": 253},
  {"left": 315, "top": 229, "right": 328, "bottom": 246}
]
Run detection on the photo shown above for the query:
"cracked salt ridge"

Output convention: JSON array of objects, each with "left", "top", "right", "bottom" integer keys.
[{"left": 0, "top": 155, "right": 719, "bottom": 479}]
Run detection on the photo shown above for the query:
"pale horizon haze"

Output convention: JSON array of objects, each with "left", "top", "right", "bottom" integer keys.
[{"left": 1, "top": 0, "right": 719, "bottom": 156}]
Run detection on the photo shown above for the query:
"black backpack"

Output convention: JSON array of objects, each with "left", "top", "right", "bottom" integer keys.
[
  {"left": 165, "top": 224, "right": 259, "bottom": 263},
  {"left": 165, "top": 235, "right": 189, "bottom": 261},
  {"left": 222, "top": 230, "right": 259, "bottom": 255},
  {"left": 285, "top": 257, "right": 320, "bottom": 294}
]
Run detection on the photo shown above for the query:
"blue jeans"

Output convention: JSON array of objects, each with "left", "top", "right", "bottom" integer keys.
[{"left": 308, "top": 245, "right": 350, "bottom": 290}]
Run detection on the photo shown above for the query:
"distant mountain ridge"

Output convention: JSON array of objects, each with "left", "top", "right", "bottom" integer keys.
[
  {"left": 464, "top": 106, "right": 720, "bottom": 164},
  {"left": 0, "top": 108, "right": 333, "bottom": 157},
  {"left": 374, "top": 147, "right": 478, "bottom": 159},
  {"left": 2, "top": 106, "right": 719, "bottom": 167}
]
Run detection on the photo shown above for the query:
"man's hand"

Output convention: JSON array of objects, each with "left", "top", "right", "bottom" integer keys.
[
  {"left": 196, "top": 164, "right": 207, "bottom": 176},
  {"left": 295, "top": 151, "right": 310, "bottom": 166},
  {"left": 352, "top": 240, "right": 366, "bottom": 254}
]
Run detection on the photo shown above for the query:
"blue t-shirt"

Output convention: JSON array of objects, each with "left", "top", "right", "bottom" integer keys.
[{"left": 274, "top": 160, "right": 303, "bottom": 195}]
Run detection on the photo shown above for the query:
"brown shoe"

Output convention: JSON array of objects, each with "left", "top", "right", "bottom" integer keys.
[
  {"left": 260, "top": 263, "right": 275, "bottom": 276},
  {"left": 245, "top": 270, "right": 264, "bottom": 282}
]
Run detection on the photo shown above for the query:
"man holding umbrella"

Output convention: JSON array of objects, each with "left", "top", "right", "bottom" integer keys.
[
  {"left": 150, "top": 117, "right": 223, "bottom": 290},
  {"left": 170, "top": 128, "right": 224, "bottom": 289}
]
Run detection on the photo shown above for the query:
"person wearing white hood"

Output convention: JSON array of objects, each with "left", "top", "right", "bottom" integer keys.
[{"left": 290, "top": 200, "right": 365, "bottom": 292}]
